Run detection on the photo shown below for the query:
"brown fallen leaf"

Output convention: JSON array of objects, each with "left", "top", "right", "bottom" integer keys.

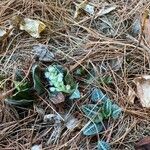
[
  {"left": 19, "top": 18, "right": 46, "bottom": 38},
  {"left": 134, "top": 75, "right": 150, "bottom": 108},
  {"left": 127, "top": 87, "right": 136, "bottom": 104},
  {"left": 135, "top": 136, "right": 150, "bottom": 150},
  {"left": 0, "top": 26, "right": 13, "bottom": 42},
  {"left": 74, "top": 0, "right": 94, "bottom": 19},
  {"left": 50, "top": 92, "right": 65, "bottom": 104},
  {"left": 95, "top": 5, "right": 117, "bottom": 19},
  {"left": 143, "top": 18, "right": 150, "bottom": 46},
  {"left": 142, "top": 10, "right": 150, "bottom": 46}
]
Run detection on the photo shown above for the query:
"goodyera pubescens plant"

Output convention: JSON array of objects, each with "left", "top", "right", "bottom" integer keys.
[{"left": 45, "top": 65, "right": 71, "bottom": 93}]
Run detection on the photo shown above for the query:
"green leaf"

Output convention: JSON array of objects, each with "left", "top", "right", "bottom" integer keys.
[
  {"left": 83, "top": 122, "right": 103, "bottom": 136},
  {"left": 99, "top": 76, "right": 112, "bottom": 84},
  {"left": 5, "top": 89, "right": 34, "bottom": 106},
  {"left": 12, "top": 89, "right": 33, "bottom": 100},
  {"left": 91, "top": 88, "right": 109, "bottom": 102},
  {"left": 45, "top": 64, "right": 80, "bottom": 96},
  {"left": 75, "top": 67, "right": 85, "bottom": 76},
  {"left": 5, "top": 98, "right": 33, "bottom": 106},
  {"left": 111, "top": 104, "right": 122, "bottom": 119},
  {"left": 82, "top": 104, "right": 103, "bottom": 123},
  {"left": 45, "top": 65, "right": 71, "bottom": 93},
  {"left": 64, "top": 72, "right": 76, "bottom": 91},
  {"left": 102, "top": 100, "right": 112, "bottom": 119},
  {"left": 97, "top": 140, "right": 111, "bottom": 150},
  {"left": 69, "top": 84, "right": 80, "bottom": 100},
  {"left": 32, "top": 64, "right": 45, "bottom": 95},
  {"left": 14, "top": 81, "right": 29, "bottom": 92}
]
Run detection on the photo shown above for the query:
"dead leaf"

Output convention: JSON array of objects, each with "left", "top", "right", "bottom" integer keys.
[
  {"left": 134, "top": 75, "right": 150, "bottom": 108},
  {"left": 47, "top": 123, "right": 62, "bottom": 145},
  {"left": 100, "top": 56, "right": 123, "bottom": 73},
  {"left": 74, "top": 0, "right": 94, "bottom": 18},
  {"left": 0, "top": 26, "right": 13, "bottom": 42},
  {"left": 143, "top": 18, "right": 150, "bottom": 45},
  {"left": 84, "top": 4, "right": 95, "bottom": 15},
  {"left": 43, "top": 113, "right": 63, "bottom": 145},
  {"left": 135, "top": 136, "right": 150, "bottom": 150},
  {"left": 142, "top": 10, "right": 150, "bottom": 46},
  {"left": 127, "top": 87, "right": 136, "bottom": 104},
  {"left": 132, "top": 18, "right": 141, "bottom": 37},
  {"left": 95, "top": 5, "right": 117, "bottom": 19},
  {"left": 31, "top": 145, "right": 42, "bottom": 150},
  {"left": 20, "top": 18, "right": 46, "bottom": 38},
  {"left": 50, "top": 92, "right": 65, "bottom": 104},
  {"left": 33, "top": 44, "right": 54, "bottom": 62},
  {"left": 0, "top": 28, "right": 6, "bottom": 37},
  {"left": 64, "top": 114, "right": 79, "bottom": 130}
]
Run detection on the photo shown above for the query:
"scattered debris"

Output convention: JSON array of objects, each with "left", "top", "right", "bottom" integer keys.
[
  {"left": 43, "top": 113, "right": 79, "bottom": 144},
  {"left": 50, "top": 92, "right": 65, "bottom": 104},
  {"left": 31, "top": 145, "right": 42, "bottom": 150},
  {"left": 132, "top": 18, "right": 141, "bottom": 37},
  {"left": 100, "top": 56, "right": 123, "bottom": 73},
  {"left": 143, "top": 10, "right": 150, "bottom": 46},
  {"left": 34, "top": 105, "right": 45, "bottom": 116},
  {"left": 64, "top": 114, "right": 79, "bottom": 130},
  {"left": 32, "top": 44, "right": 54, "bottom": 62},
  {"left": 95, "top": 5, "right": 117, "bottom": 19},
  {"left": 47, "top": 123, "right": 62, "bottom": 145},
  {"left": 134, "top": 75, "right": 150, "bottom": 108},
  {"left": 0, "top": 28, "right": 6, "bottom": 38},
  {"left": 44, "top": 114, "right": 62, "bottom": 123},
  {"left": 19, "top": 18, "right": 46, "bottom": 38},
  {"left": 84, "top": 3, "right": 95, "bottom": 15},
  {"left": 0, "top": 25, "right": 13, "bottom": 41},
  {"left": 44, "top": 113, "right": 62, "bottom": 144},
  {"left": 74, "top": 0, "right": 94, "bottom": 18}
]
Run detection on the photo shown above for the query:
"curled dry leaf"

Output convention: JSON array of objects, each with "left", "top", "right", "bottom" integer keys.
[
  {"left": 132, "top": 18, "right": 141, "bottom": 37},
  {"left": 100, "top": 56, "right": 123, "bottom": 73},
  {"left": 31, "top": 145, "right": 42, "bottom": 150},
  {"left": 43, "top": 113, "right": 63, "bottom": 145},
  {"left": 44, "top": 114, "right": 62, "bottom": 123},
  {"left": 50, "top": 92, "right": 65, "bottom": 104},
  {"left": 134, "top": 75, "right": 150, "bottom": 108},
  {"left": 143, "top": 10, "right": 150, "bottom": 46},
  {"left": 20, "top": 18, "right": 46, "bottom": 38},
  {"left": 33, "top": 44, "right": 54, "bottom": 62},
  {"left": 95, "top": 5, "right": 117, "bottom": 19},
  {"left": 84, "top": 4, "right": 95, "bottom": 15},
  {"left": 64, "top": 114, "right": 79, "bottom": 130},
  {"left": 0, "top": 26, "right": 13, "bottom": 41},
  {"left": 0, "top": 28, "right": 6, "bottom": 37},
  {"left": 74, "top": 0, "right": 94, "bottom": 18}
]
